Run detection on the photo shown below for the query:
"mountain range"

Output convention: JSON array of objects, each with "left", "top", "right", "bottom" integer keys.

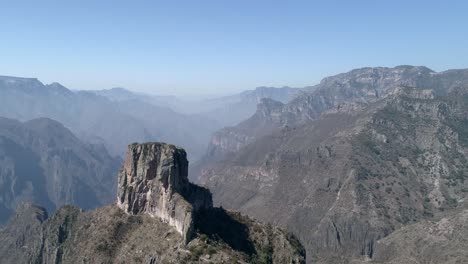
[
  {"left": 201, "top": 66, "right": 468, "bottom": 161},
  {"left": 197, "top": 66, "right": 468, "bottom": 263},
  {"left": 2, "top": 66, "right": 468, "bottom": 263},
  {"left": 91, "top": 85, "right": 301, "bottom": 128},
  {"left": 0, "top": 76, "right": 299, "bottom": 161},
  {"left": 0, "top": 117, "right": 120, "bottom": 224}
]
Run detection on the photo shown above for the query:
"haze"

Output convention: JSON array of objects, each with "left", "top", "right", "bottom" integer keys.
[{"left": 1, "top": 0, "right": 468, "bottom": 96}]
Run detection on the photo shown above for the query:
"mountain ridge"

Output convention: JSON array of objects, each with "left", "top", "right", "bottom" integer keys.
[
  {"left": 201, "top": 66, "right": 468, "bottom": 165},
  {"left": 0, "top": 117, "right": 120, "bottom": 224},
  {"left": 0, "top": 142, "right": 305, "bottom": 264},
  {"left": 0, "top": 76, "right": 220, "bottom": 160},
  {"left": 197, "top": 66, "right": 468, "bottom": 263}
]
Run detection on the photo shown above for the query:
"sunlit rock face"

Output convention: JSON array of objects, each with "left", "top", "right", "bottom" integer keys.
[{"left": 117, "top": 142, "right": 212, "bottom": 243}]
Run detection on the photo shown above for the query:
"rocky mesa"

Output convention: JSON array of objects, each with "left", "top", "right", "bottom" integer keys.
[{"left": 117, "top": 143, "right": 212, "bottom": 243}]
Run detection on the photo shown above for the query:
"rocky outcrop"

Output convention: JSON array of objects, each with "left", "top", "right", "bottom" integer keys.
[
  {"left": 117, "top": 143, "right": 212, "bottom": 243},
  {"left": 199, "top": 66, "right": 468, "bottom": 170},
  {"left": 200, "top": 86, "right": 468, "bottom": 262},
  {"left": 0, "top": 142, "right": 305, "bottom": 264},
  {"left": 0, "top": 202, "right": 305, "bottom": 264}
]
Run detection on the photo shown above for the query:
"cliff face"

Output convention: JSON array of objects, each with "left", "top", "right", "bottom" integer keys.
[
  {"left": 200, "top": 66, "right": 468, "bottom": 168},
  {"left": 117, "top": 143, "right": 212, "bottom": 242},
  {"left": 200, "top": 87, "right": 468, "bottom": 262},
  {"left": 0, "top": 142, "right": 305, "bottom": 264}
]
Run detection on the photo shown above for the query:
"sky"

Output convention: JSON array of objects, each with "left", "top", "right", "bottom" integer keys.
[{"left": 0, "top": 0, "right": 467, "bottom": 96}]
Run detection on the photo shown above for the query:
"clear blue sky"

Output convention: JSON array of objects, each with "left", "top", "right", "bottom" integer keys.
[{"left": 1, "top": 0, "right": 467, "bottom": 95}]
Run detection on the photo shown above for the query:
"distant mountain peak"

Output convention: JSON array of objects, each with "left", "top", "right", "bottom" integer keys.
[
  {"left": 47, "top": 82, "right": 66, "bottom": 88},
  {"left": 106, "top": 87, "right": 133, "bottom": 93},
  {"left": 198, "top": 66, "right": 468, "bottom": 262},
  {"left": 0, "top": 75, "right": 39, "bottom": 82}
]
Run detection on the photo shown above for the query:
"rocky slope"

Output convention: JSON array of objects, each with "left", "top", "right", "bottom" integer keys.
[
  {"left": 189, "top": 98, "right": 287, "bottom": 181},
  {"left": 0, "top": 142, "right": 305, "bottom": 264},
  {"left": 0, "top": 117, "right": 120, "bottom": 225},
  {"left": 203, "top": 66, "right": 468, "bottom": 163},
  {"left": 0, "top": 76, "right": 219, "bottom": 160},
  {"left": 92, "top": 86, "right": 301, "bottom": 130},
  {"left": 198, "top": 86, "right": 302, "bottom": 127},
  {"left": 370, "top": 206, "right": 468, "bottom": 264},
  {"left": 0, "top": 76, "right": 302, "bottom": 161},
  {"left": 200, "top": 85, "right": 468, "bottom": 262},
  {"left": 206, "top": 98, "right": 286, "bottom": 159}
]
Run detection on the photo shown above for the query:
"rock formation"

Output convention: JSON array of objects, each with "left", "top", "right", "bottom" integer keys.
[
  {"left": 0, "top": 142, "right": 305, "bottom": 264},
  {"left": 199, "top": 66, "right": 468, "bottom": 171},
  {"left": 117, "top": 142, "right": 212, "bottom": 243},
  {"left": 199, "top": 82, "right": 468, "bottom": 262}
]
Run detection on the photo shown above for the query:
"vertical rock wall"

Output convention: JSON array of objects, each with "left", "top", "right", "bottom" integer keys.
[{"left": 117, "top": 142, "right": 212, "bottom": 243}]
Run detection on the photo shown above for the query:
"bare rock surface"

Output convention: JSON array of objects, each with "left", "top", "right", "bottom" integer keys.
[
  {"left": 370, "top": 208, "right": 468, "bottom": 264},
  {"left": 199, "top": 66, "right": 468, "bottom": 169},
  {"left": 117, "top": 143, "right": 212, "bottom": 242},
  {"left": 0, "top": 142, "right": 305, "bottom": 264},
  {"left": 199, "top": 68, "right": 468, "bottom": 263}
]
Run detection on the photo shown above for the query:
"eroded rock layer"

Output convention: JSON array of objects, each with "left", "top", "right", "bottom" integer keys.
[
  {"left": 117, "top": 142, "right": 212, "bottom": 242},
  {"left": 0, "top": 143, "right": 305, "bottom": 264}
]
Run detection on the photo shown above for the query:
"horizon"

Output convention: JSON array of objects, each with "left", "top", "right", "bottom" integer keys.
[
  {"left": 1, "top": 1, "right": 468, "bottom": 95},
  {"left": 0, "top": 64, "right": 463, "bottom": 97},
  {"left": 1, "top": 2, "right": 468, "bottom": 262}
]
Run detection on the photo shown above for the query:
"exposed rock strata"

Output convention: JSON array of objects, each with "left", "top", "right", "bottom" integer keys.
[
  {"left": 201, "top": 66, "right": 468, "bottom": 166},
  {"left": 117, "top": 143, "right": 212, "bottom": 243},
  {"left": 0, "top": 142, "right": 305, "bottom": 263},
  {"left": 200, "top": 86, "right": 468, "bottom": 262}
]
